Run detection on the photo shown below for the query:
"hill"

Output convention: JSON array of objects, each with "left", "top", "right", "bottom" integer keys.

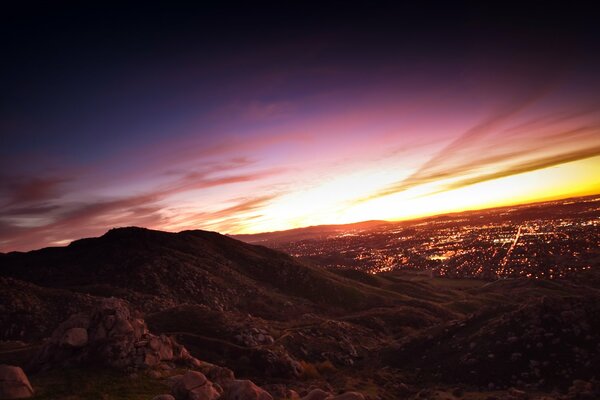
[{"left": 0, "top": 227, "right": 402, "bottom": 324}]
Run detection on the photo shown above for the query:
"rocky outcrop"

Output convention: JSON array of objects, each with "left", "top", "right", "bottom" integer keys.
[
  {"left": 0, "top": 365, "right": 34, "bottom": 399},
  {"left": 31, "top": 298, "right": 199, "bottom": 372}
]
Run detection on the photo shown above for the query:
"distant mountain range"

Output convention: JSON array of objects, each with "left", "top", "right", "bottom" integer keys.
[
  {"left": 232, "top": 194, "right": 600, "bottom": 245},
  {"left": 231, "top": 220, "right": 391, "bottom": 244}
]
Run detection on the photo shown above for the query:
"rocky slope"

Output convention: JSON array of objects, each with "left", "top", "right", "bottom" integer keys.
[
  {"left": 0, "top": 227, "right": 599, "bottom": 400},
  {"left": 386, "top": 295, "right": 600, "bottom": 390}
]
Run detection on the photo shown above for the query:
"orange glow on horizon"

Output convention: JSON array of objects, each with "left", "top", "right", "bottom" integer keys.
[{"left": 222, "top": 155, "right": 600, "bottom": 234}]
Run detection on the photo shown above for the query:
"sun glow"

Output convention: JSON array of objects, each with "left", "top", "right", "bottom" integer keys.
[
  {"left": 344, "top": 155, "right": 600, "bottom": 223},
  {"left": 234, "top": 156, "right": 600, "bottom": 233}
]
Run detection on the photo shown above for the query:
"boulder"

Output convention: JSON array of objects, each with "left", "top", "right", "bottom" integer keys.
[
  {"left": 178, "top": 370, "right": 208, "bottom": 391},
  {"left": 302, "top": 389, "right": 331, "bottom": 400},
  {"left": 222, "top": 379, "right": 273, "bottom": 400},
  {"left": 423, "top": 391, "right": 458, "bottom": 400},
  {"left": 326, "top": 392, "right": 365, "bottom": 400},
  {"left": 0, "top": 365, "right": 34, "bottom": 399},
  {"left": 507, "top": 387, "right": 528, "bottom": 399},
  {"left": 195, "top": 361, "right": 235, "bottom": 386},
  {"left": 287, "top": 389, "right": 301, "bottom": 400},
  {"left": 60, "top": 327, "right": 88, "bottom": 348},
  {"left": 171, "top": 370, "right": 221, "bottom": 400}
]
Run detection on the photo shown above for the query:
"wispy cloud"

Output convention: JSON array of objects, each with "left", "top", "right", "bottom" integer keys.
[
  {"left": 0, "top": 176, "right": 69, "bottom": 206},
  {"left": 170, "top": 194, "right": 279, "bottom": 233},
  {"left": 352, "top": 102, "right": 600, "bottom": 205},
  {"left": 0, "top": 164, "right": 284, "bottom": 251}
]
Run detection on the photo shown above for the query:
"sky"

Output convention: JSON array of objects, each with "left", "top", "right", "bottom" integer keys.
[{"left": 1, "top": 2, "right": 600, "bottom": 251}]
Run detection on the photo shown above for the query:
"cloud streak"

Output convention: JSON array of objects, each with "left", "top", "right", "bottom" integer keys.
[
  {"left": 0, "top": 176, "right": 69, "bottom": 206},
  {"left": 352, "top": 104, "right": 600, "bottom": 205},
  {"left": 0, "top": 165, "right": 284, "bottom": 251}
]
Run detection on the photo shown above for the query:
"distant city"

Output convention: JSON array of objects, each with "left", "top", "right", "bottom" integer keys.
[{"left": 243, "top": 196, "right": 600, "bottom": 279}]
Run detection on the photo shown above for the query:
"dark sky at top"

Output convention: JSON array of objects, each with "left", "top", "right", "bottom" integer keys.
[{"left": 2, "top": 2, "right": 598, "bottom": 153}]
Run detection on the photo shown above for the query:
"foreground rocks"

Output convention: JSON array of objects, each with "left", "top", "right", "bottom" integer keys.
[
  {"left": 31, "top": 298, "right": 200, "bottom": 372},
  {"left": 0, "top": 365, "right": 34, "bottom": 399},
  {"left": 25, "top": 298, "right": 302, "bottom": 400},
  {"left": 171, "top": 370, "right": 222, "bottom": 400},
  {"left": 221, "top": 379, "right": 273, "bottom": 400},
  {"left": 166, "top": 371, "right": 274, "bottom": 400},
  {"left": 299, "top": 390, "right": 365, "bottom": 400},
  {"left": 162, "top": 369, "right": 370, "bottom": 400}
]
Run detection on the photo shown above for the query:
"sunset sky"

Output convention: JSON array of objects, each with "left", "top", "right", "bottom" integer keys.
[{"left": 1, "top": 3, "right": 600, "bottom": 251}]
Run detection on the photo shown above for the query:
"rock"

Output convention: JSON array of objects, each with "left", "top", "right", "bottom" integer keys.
[
  {"left": 205, "top": 365, "right": 235, "bottom": 386},
  {"left": 253, "top": 349, "right": 303, "bottom": 378},
  {"left": 507, "top": 387, "right": 528, "bottom": 399},
  {"left": 302, "top": 388, "right": 331, "bottom": 400},
  {"left": 567, "top": 379, "right": 596, "bottom": 399},
  {"left": 166, "top": 374, "right": 184, "bottom": 388},
  {"left": 179, "top": 370, "right": 208, "bottom": 390},
  {"left": 0, "top": 365, "right": 34, "bottom": 399},
  {"left": 152, "top": 395, "right": 176, "bottom": 400},
  {"left": 222, "top": 379, "right": 273, "bottom": 400},
  {"left": 188, "top": 384, "right": 222, "bottom": 400},
  {"left": 147, "top": 369, "right": 163, "bottom": 379},
  {"left": 326, "top": 392, "right": 365, "bottom": 400},
  {"left": 172, "top": 371, "right": 221, "bottom": 400},
  {"left": 424, "top": 391, "right": 457, "bottom": 400},
  {"left": 111, "top": 318, "right": 134, "bottom": 336},
  {"left": 261, "top": 384, "right": 290, "bottom": 399},
  {"left": 60, "top": 327, "right": 88, "bottom": 348},
  {"left": 31, "top": 298, "right": 202, "bottom": 372}
]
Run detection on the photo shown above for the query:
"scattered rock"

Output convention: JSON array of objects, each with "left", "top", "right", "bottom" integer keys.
[
  {"left": 152, "top": 395, "right": 176, "bottom": 400},
  {"left": 0, "top": 365, "right": 34, "bottom": 399},
  {"left": 326, "top": 392, "right": 365, "bottom": 400},
  {"left": 60, "top": 327, "right": 88, "bottom": 348},
  {"left": 171, "top": 371, "right": 221, "bottom": 400},
  {"left": 222, "top": 379, "right": 273, "bottom": 400},
  {"left": 195, "top": 362, "right": 235, "bottom": 387},
  {"left": 507, "top": 387, "right": 528, "bottom": 399},
  {"left": 302, "top": 388, "right": 331, "bottom": 400},
  {"left": 426, "top": 390, "right": 458, "bottom": 400}
]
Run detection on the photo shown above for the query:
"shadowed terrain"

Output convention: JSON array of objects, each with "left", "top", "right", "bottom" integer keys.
[{"left": 1, "top": 226, "right": 599, "bottom": 399}]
